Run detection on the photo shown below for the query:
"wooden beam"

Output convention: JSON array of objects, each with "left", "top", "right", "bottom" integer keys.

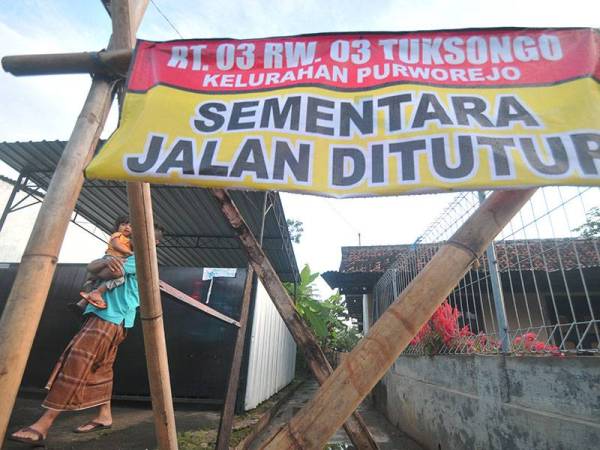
[
  {"left": 216, "top": 266, "right": 255, "bottom": 450},
  {"left": 0, "top": 1, "right": 148, "bottom": 444},
  {"left": 262, "top": 188, "right": 537, "bottom": 449},
  {"left": 209, "top": 188, "right": 378, "bottom": 450},
  {"left": 159, "top": 280, "right": 240, "bottom": 327},
  {"left": 2, "top": 49, "right": 132, "bottom": 77},
  {"left": 128, "top": 183, "right": 179, "bottom": 450}
]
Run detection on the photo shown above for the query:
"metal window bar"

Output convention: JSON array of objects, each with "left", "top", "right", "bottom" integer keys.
[{"left": 372, "top": 186, "right": 600, "bottom": 356}]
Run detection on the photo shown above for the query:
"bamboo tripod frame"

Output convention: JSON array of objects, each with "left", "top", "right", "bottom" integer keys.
[{"left": 0, "top": 3, "right": 544, "bottom": 448}]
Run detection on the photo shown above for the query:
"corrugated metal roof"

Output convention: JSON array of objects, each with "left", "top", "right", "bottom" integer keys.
[{"left": 0, "top": 140, "right": 298, "bottom": 281}]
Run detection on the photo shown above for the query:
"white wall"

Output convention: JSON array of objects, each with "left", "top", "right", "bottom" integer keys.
[
  {"left": 244, "top": 279, "right": 296, "bottom": 410},
  {"left": 0, "top": 176, "right": 105, "bottom": 263}
]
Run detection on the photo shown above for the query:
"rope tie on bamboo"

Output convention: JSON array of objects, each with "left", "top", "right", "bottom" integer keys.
[
  {"left": 141, "top": 313, "right": 163, "bottom": 321},
  {"left": 89, "top": 49, "right": 126, "bottom": 79},
  {"left": 22, "top": 253, "right": 58, "bottom": 263},
  {"left": 445, "top": 239, "right": 481, "bottom": 270}
]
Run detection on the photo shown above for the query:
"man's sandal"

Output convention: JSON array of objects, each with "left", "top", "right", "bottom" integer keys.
[
  {"left": 8, "top": 426, "right": 47, "bottom": 447},
  {"left": 73, "top": 421, "right": 112, "bottom": 433}
]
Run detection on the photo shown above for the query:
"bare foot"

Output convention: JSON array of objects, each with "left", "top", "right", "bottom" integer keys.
[{"left": 80, "top": 290, "right": 107, "bottom": 309}]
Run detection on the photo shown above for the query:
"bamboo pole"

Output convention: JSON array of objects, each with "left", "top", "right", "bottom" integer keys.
[
  {"left": 108, "top": 1, "right": 178, "bottom": 448},
  {"left": 210, "top": 188, "right": 378, "bottom": 450},
  {"left": 2, "top": 49, "right": 132, "bottom": 77},
  {"left": 262, "top": 188, "right": 537, "bottom": 449},
  {"left": 127, "top": 183, "right": 179, "bottom": 450},
  {"left": 0, "top": 80, "right": 114, "bottom": 444},
  {"left": 0, "top": 0, "right": 148, "bottom": 444},
  {"left": 216, "top": 266, "right": 255, "bottom": 450}
]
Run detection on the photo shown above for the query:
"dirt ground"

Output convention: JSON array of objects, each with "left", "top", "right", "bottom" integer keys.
[
  {"left": 3, "top": 380, "right": 294, "bottom": 450},
  {"left": 4, "top": 392, "right": 222, "bottom": 450},
  {"left": 3, "top": 380, "right": 423, "bottom": 450}
]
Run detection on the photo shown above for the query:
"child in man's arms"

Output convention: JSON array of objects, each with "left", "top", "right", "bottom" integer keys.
[{"left": 76, "top": 216, "right": 133, "bottom": 310}]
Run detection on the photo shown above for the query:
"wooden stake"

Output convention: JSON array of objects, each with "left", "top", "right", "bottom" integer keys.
[
  {"left": 0, "top": 2, "right": 149, "bottom": 442},
  {"left": 262, "top": 188, "right": 537, "bottom": 449},
  {"left": 216, "top": 266, "right": 255, "bottom": 450},
  {"left": 127, "top": 182, "right": 179, "bottom": 450},
  {"left": 210, "top": 188, "right": 378, "bottom": 450}
]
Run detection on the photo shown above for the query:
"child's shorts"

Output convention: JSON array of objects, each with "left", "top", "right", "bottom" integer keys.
[{"left": 101, "top": 255, "right": 126, "bottom": 290}]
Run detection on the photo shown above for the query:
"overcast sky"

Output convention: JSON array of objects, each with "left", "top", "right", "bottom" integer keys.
[{"left": 1, "top": 0, "right": 599, "bottom": 297}]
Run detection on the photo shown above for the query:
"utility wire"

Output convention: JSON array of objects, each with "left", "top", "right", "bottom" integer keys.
[
  {"left": 324, "top": 199, "right": 362, "bottom": 244},
  {"left": 150, "top": 0, "right": 184, "bottom": 39}
]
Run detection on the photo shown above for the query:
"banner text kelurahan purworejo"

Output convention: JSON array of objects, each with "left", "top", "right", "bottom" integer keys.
[{"left": 85, "top": 28, "right": 600, "bottom": 197}]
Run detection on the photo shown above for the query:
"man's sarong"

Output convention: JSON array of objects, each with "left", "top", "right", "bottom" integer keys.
[{"left": 42, "top": 315, "right": 127, "bottom": 411}]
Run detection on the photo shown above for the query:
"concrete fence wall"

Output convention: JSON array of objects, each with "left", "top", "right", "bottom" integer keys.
[{"left": 372, "top": 355, "right": 600, "bottom": 450}]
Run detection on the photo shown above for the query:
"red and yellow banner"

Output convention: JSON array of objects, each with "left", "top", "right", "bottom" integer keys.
[{"left": 86, "top": 28, "right": 600, "bottom": 197}]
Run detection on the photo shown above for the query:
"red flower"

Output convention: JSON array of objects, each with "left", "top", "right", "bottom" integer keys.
[
  {"left": 408, "top": 302, "right": 560, "bottom": 357},
  {"left": 511, "top": 332, "right": 563, "bottom": 357},
  {"left": 431, "top": 301, "right": 463, "bottom": 345},
  {"left": 410, "top": 321, "right": 431, "bottom": 345},
  {"left": 534, "top": 342, "right": 545, "bottom": 352}
]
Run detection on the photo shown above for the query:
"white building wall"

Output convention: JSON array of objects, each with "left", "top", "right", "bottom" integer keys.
[
  {"left": 243, "top": 279, "right": 296, "bottom": 410},
  {"left": 0, "top": 177, "right": 105, "bottom": 263}
]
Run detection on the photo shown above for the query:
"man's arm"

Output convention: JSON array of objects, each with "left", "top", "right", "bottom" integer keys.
[{"left": 87, "top": 257, "right": 124, "bottom": 280}]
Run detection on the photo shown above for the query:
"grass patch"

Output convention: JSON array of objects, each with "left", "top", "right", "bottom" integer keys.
[
  {"left": 175, "top": 378, "right": 303, "bottom": 450},
  {"left": 176, "top": 424, "right": 253, "bottom": 449}
]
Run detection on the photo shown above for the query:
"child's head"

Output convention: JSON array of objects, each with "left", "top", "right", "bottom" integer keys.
[{"left": 114, "top": 215, "right": 132, "bottom": 236}]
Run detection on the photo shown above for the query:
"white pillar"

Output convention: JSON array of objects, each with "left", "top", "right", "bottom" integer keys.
[{"left": 362, "top": 293, "right": 370, "bottom": 335}]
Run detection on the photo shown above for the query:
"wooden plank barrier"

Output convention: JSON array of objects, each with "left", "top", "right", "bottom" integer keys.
[
  {"left": 216, "top": 266, "right": 255, "bottom": 450},
  {"left": 210, "top": 188, "right": 379, "bottom": 450},
  {"left": 159, "top": 280, "right": 241, "bottom": 327}
]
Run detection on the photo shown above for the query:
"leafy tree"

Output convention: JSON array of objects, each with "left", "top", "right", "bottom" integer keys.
[
  {"left": 286, "top": 218, "right": 304, "bottom": 243},
  {"left": 328, "top": 326, "right": 362, "bottom": 353},
  {"left": 573, "top": 207, "right": 600, "bottom": 238},
  {"left": 285, "top": 264, "right": 360, "bottom": 352}
]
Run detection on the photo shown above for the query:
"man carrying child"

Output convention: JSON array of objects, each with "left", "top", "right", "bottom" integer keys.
[{"left": 8, "top": 224, "right": 164, "bottom": 446}]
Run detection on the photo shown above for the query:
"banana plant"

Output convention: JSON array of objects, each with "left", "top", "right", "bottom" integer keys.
[{"left": 285, "top": 265, "right": 354, "bottom": 348}]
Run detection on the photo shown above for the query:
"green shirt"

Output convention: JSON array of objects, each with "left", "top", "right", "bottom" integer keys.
[{"left": 84, "top": 255, "right": 139, "bottom": 328}]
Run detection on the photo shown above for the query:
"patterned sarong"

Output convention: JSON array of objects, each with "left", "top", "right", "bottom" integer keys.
[{"left": 42, "top": 315, "right": 127, "bottom": 411}]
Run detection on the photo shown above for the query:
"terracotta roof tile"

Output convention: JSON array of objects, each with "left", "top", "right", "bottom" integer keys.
[{"left": 339, "top": 238, "right": 600, "bottom": 274}]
